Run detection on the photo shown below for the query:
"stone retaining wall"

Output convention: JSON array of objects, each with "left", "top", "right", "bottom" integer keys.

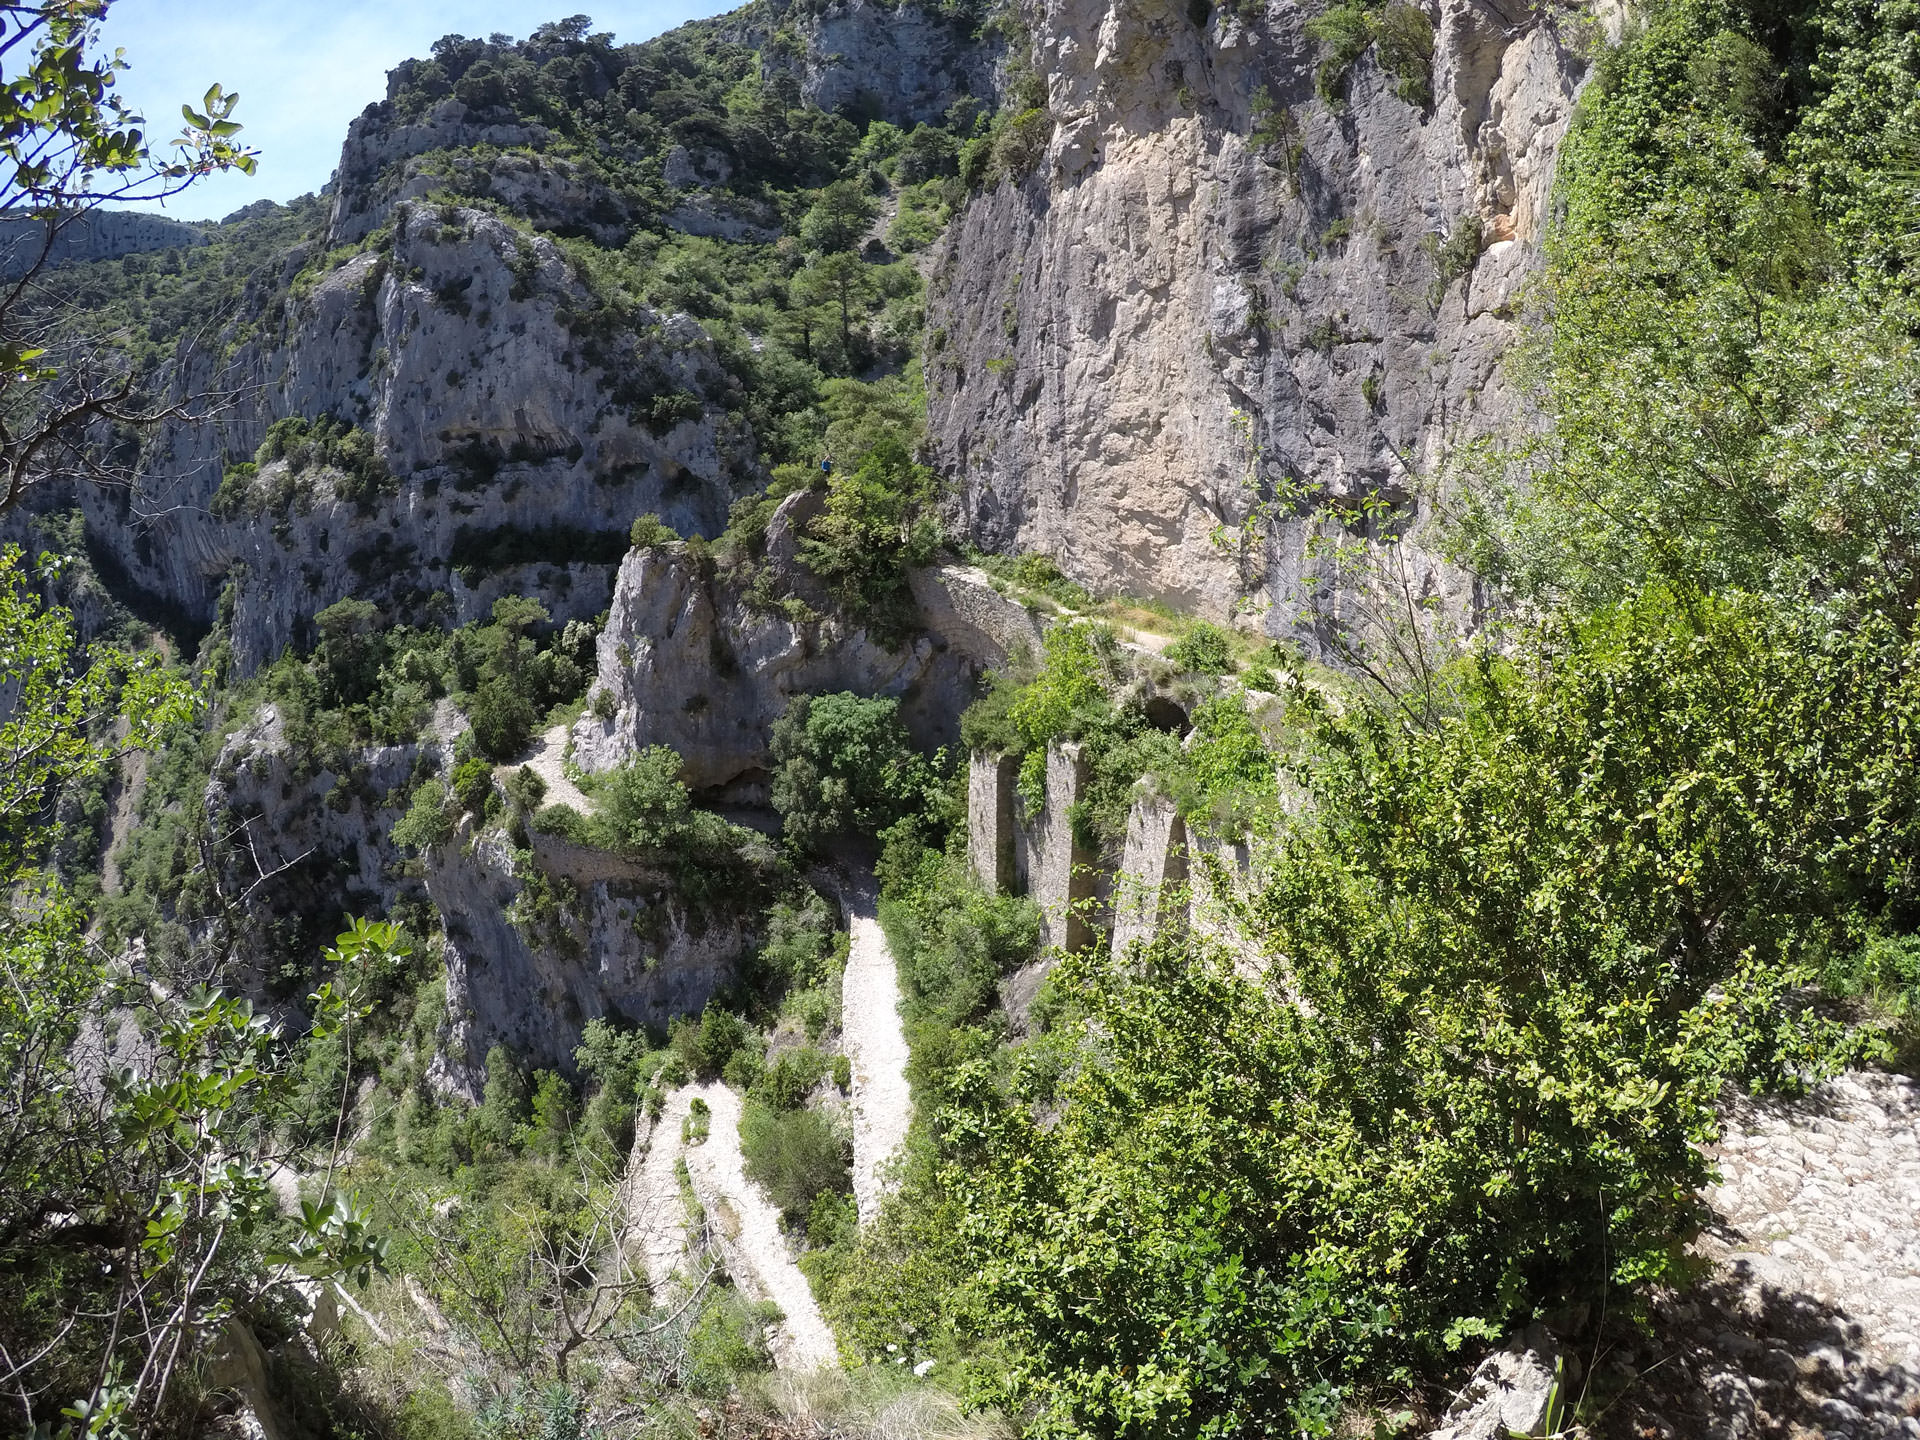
[
  {"left": 1111, "top": 783, "right": 1187, "bottom": 956},
  {"left": 969, "top": 745, "right": 1252, "bottom": 957}
]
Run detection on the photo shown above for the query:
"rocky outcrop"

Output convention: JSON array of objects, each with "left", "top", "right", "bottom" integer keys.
[
  {"left": 66, "top": 200, "right": 750, "bottom": 672},
  {"left": 774, "top": 0, "right": 1006, "bottom": 126},
  {"left": 329, "top": 98, "right": 558, "bottom": 245},
  {"left": 426, "top": 829, "right": 753, "bottom": 1095},
  {"left": 208, "top": 700, "right": 752, "bottom": 1087},
  {"left": 572, "top": 544, "right": 1003, "bottom": 794},
  {"left": 203, "top": 702, "right": 427, "bottom": 981},
  {"left": 1425, "top": 1327, "right": 1571, "bottom": 1440},
  {"left": 928, "top": 0, "right": 1588, "bottom": 639}
]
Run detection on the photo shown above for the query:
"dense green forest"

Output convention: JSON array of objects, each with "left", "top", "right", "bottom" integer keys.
[{"left": 7, "top": 0, "right": 1920, "bottom": 1436}]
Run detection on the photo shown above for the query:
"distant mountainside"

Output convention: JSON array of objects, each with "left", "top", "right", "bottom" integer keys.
[{"left": 0, "top": 208, "right": 207, "bottom": 280}]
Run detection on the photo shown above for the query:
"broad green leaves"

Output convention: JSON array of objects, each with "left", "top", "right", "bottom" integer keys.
[{"left": 936, "top": 592, "right": 1894, "bottom": 1435}]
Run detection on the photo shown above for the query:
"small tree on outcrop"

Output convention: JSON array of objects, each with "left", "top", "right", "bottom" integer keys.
[{"left": 798, "top": 435, "right": 942, "bottom": 641}]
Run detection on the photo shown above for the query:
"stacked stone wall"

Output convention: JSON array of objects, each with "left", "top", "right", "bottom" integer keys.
[
  {"left": 967, "top": 751, "right": 1020, "bottom": 893},
  {"left": 968, "top": 745, "right": 1254, "bottom": 959},
  {"left": 1111, "top": 784, "right": 1188, "bottom": 956}
]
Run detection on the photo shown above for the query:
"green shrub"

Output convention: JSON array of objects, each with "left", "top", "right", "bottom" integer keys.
[
  {"left": 935, "top": 590, "right": 1907, "bottom": 1434},
  {"left": 1177, "top": 693, "right": 1276, "bottom": 831},
  {"left": 685, "top": 1288, "right": 771, "bottom": 1396},
  {"left": 672, "top": 1006, "right": 747, "bottom": 1081},
  {"left": 479, "top": 1044, "right": 528, "bottom": 1148},
  {"left": 769, "top": 692, "right": 935, "bottom": 854},
  {"left": 450, "top": 755, "right": 495, "bottom": 816},
  {"left": 210, "top": 461, "right": 258, "bottom": 519},
  {"left": 502, "top": 765, "right": 547, "bottom": 815},
  {"left": 737, "top": 1100, "right": 851, "bottom": 1225},
  {"left": 881, "top": 847, "right": 1040, "bottom": 1045},
  {"left": 1373, "top": 2, "right": 1435, "bottom": 105},
  {"left": 628, "top": 512, "right": 676, "bottom": 549},
  {"left": 683, "top": 1097, "right": 712, "bottom": 1144},
  {"left": 522, "top": 1070, "right": 574, "bottom": 1157},
  {"left": 529, "top": 802, "right": 593, "bottom": 845},
  {"left": 799, "top": 178, "right": 877, "bottom": 253},
  {"left": 998, "top": 623, "right": 1118, "bottom": 807},
  {"left": 586, "top": 747, "right": 748, "bottom": 878},
  {"left": 1305, "top": 2, "right": 1374, "bottom": 103},
  {"left": 756, "top": 893, "right": 841, "bottom": 989},
  {"left": 470, "top": 675, "right": 536, "bottom": 759},
  {"left": 750, "top": 1046, "right": 828, "bottom": 1111},
  {"left": 391, "top": 778, "right": 453, "bottom": 851},
  {"left": 798, "top": 435, "right": 942, "bottom": 640},
  {"left": 1164, "top": 620, "right": 1236, "bottom": 674},
  {"left": 1306, "top": 0, "right": 1433, "bottom": 107}
]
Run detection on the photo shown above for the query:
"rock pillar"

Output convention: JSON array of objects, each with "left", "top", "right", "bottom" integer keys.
[
  {"left": 1189, "top": 829, "right": 1254, "bottom": 944},
  {"left": 967, "top": 750, "right": 1019, "bottom": 893},
  {"left": 1111, "top": 783, "right": 1188, "bottom": 957},
  {"left": 1035, "top": 741, "right": 1096, "bottom": 952}
]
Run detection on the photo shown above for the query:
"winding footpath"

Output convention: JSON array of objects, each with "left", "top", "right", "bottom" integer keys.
[
  {"left": 508, "top": 722, "right": 594, "bottom": 813},
  {"left": 621, "top": 1081, "right": 838, "bottom": 1369},
  {"left": 609, "top": 868, "right": 918, "bottom": 1372},
  {"left": 839, "top": 875, "right": 914, "bottom": 1223},
  {"left": 622, "top": 1094, "right": 696, "bottom": 1297}
]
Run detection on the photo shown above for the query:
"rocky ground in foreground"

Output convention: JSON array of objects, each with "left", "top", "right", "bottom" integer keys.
[{"left": 1432, "top": 1071, "right": 1920, "bottom": 1440}]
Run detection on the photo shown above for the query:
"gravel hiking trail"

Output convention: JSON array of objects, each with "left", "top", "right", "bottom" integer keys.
[
  {"left": 838, "top": 873, "right": 913, "bottom": 1224},
  {"left": 507, "top": 722, "right": 593, "bottom": 814},
  {"left": 1582, "top": 1069, "right": 1920, "bottom": 1438},
  {"left": 621, "top": 1095, "right": 696, "bottom": 1298},
  {"left": 1702, "top": 1070, "right": 1920, "bottom": 1367},
  {"left": 675, "top": 1080, "right": 839, "bottom": 1370}
]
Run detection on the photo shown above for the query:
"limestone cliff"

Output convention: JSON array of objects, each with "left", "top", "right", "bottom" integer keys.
[
  {"left": 205, "top": 700, "right": 755, "bottom": 1088},
  {"left": 66, "top": 199, "right": 750, "bottom": 674},
  {"left": 0, "top": 210, "right": 208, "bottom": 280},
  {"left": 571, "top": 511, "right": 1040, "bottom": 794},
  {"left": 928, "top": 0, "right": 1589, "bottom": 636}
]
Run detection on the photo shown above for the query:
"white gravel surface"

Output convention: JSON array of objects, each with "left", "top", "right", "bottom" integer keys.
[
  {"left": 1702, "top": 1068, "right": 1920, "bottom": 1368},
  {"left": 839, "top": 875, "right": 913, "bottom": 1223},
  {"left": 678, "top": 1080, "right": 840, "bottom": 1370},
  {"left": 508, "top": 722, "right": 594, "bottom": 814},
  {"left": 622, "top": 1096, "right": 696, "bottom": 1297}
]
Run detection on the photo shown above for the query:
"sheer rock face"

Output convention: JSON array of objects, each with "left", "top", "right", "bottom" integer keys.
[
  {"left": 425, "top": 831, "right": 750, "bottom": 1097},
  {"left": 785, "top": 0, "right": 1006, "bottom": 125},
  {"left": 206, "top": 702, "right": 748, "bottom": 1090},
  {"left": 66, "top": 201, "right": 751, "bottom": 674},
  {"left": 570, "top": 539, "right": 984, "bottom": 794},
  {"left": 927, "top": 0, "right": 1588, "bottom": 637},
  {"left": 0, "top": 210, "right": 208, "bottom": 280}
]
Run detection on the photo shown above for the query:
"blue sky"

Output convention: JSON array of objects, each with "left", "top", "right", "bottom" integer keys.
[{"left": 99, "top": 1, "right": 732, "bottom": 222}]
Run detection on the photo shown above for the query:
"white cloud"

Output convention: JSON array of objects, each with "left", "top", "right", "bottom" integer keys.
[{"left": 99, "top": 0, "right": 726, "bottom": 221}]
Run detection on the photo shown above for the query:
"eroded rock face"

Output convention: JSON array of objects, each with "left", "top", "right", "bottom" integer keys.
[
  {"left": 571, "top": 542, "right": 983, "bottom": 793},
  {"left": 65, "top": 200, "right": 751, "bottom": 673},
  {"left": 1426, "top": 1326, "right": 1571, "bottom": 1440},
  {"left": 928, "top": 0, "right": 1587, "bottom": 639},
  {"left": 783, "top": 0, "right": 1006, "bottom": 125},
  {"left": 207, "top": 701, "right": 750, "bottom": 1088},
  {"left": 426, "top": 829, "right": 751, "bottom": 1096}
]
